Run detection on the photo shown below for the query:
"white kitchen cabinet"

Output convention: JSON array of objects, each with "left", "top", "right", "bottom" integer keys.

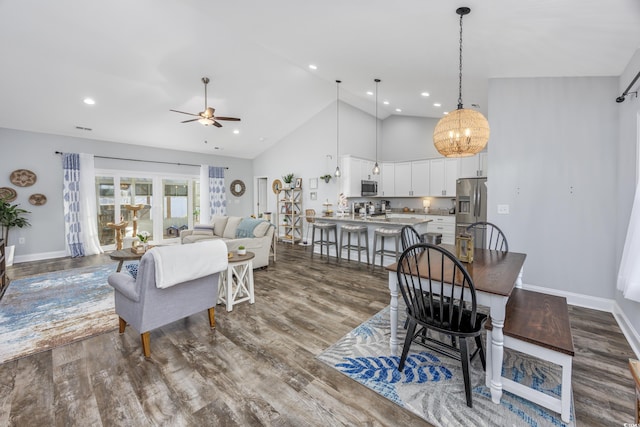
[
  {"left": 411, "top": 160, "right": 430, "bottom": 196},
  {"left": 394, "top": 162, "right": 412, "bottom": 197},
  {"left": 381, "top": 162, "right": 395, "bottom": 197},
  {"left": 361, "top": 159, "right": 377, "bottom": 182},
  {"left": 425, "top": 215, "right": 456, "bottom": 245},
  {"left": 430, "top": 158, "right": 458, "bottom": 197},
  {"left": 458, "top": 152, "right": 488, "bottom": 178}
]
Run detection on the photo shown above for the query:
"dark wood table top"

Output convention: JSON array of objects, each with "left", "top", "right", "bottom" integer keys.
[
  {"left": 109, "top": 249, "right": 144, "bottom": 261},
  {"left": 386, "top": 244, "right": 526, "bottom": 297},
  {"left": 228, "top": 251, "right": 255, "bottom": 263}
]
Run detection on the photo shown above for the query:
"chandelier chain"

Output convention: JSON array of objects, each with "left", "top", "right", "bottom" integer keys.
[{"left": 458, "top": 11, "right": 464, "bottom": 109}]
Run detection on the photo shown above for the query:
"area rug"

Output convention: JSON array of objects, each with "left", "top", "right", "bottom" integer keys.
[
  {"left": 0, "top": 264, "right": 121, "bottom": 363},
  {"left": 318, "top": 306, "right": 574, "bottom": 427}
]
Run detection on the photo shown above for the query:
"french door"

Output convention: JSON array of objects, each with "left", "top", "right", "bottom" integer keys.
[{"left": 95, "top": 171, "right": 199, "bottom": 249}]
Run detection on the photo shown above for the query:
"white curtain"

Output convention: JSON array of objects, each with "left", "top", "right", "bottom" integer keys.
[
  {"left": 617, "top": 184, "right": 640, "bottom": 302},
  {"left": 62, "top": 153, "right": 103, "bottom": 257},
  {"left": 199, "top": 165, "right": 227, "bottom": 224}
]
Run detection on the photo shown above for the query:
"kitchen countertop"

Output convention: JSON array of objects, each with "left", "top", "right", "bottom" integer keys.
[{"left": 314, "top": 215, "right": 432, "bottom": 226}]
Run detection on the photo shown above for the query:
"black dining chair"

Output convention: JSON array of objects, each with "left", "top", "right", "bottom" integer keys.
[
  {"left": 396, "top": 243, "right": 487, "bottom": 408},
  {"left": 400, "top": 225, "right": 423, "bottom": 251},
  {"left": 466, "top": 221, "right": 509, "bottom": 252}
]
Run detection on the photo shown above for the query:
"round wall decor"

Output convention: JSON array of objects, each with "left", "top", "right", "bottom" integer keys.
[
  {"left": 10, "top": 169, "right": 37, "bottom": 187},
  {"left": 272, "top": 179, "right": 282, "bottom": 194},
  {"left": 0, "top": 187, "right": 17, "bottom": 202},
  {"left": 29, "top": 193, "right": 47, "bottom": 206},
  {"left": 230, "top": 179, "right": 246, "bottom": 197}
]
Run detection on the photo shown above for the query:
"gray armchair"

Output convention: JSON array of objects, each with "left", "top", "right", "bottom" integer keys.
[{"left": 107, "top": 240, "right": 228, "bottom": 357}]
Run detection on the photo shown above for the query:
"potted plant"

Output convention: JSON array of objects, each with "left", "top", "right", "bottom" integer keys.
[
  {"left": 282, "top": 173, "right": 294, "bottom": 189},
  {"left": 237, "top": 245, "right": 247, "bottom": 256},
  {"left": 0, "top": 197, "right": 31, "bottom": 266},
  {"left": 320, "top": 174, "right": 332, "bottom": 183}
]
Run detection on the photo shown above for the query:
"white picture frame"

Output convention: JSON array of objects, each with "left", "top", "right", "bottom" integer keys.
[{"left": 309, "top": 178, "right": 318, "bottom": 189}]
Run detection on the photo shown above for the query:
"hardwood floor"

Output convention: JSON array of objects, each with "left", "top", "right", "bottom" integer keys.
[{"left": 0, "top": 243, "right": 637, "bottom": 426}]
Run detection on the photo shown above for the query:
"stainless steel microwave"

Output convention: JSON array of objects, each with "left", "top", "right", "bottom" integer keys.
[{"left": 361, "top": 180, "right": 378, "bottom": 196}]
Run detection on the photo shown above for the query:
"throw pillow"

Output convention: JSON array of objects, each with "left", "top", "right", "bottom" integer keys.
[
  {"left": 252, "top": 220, "right": 271, "bottom": 237},
  {"left": 223, "top": 216, "right": 243, "bottom": 239},
  {"left": 236, "top": 218, "right": 265, "bottom": 238},
  {"left": 125, "top": 263, "right": 139, "bottom": 279},
  {"left": 211, "top": 215, "right": 229, "bottom": 237}
]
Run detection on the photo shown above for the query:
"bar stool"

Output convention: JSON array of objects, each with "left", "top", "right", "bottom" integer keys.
[
  {"left": 372, "top": 227, "right": 402, "bottom": 268},
  {"left": 309, "top": 212, "right": 339, "bottom": 260},
  {"left": 339, "top": 224, "right": 370, "bottom": 264}
]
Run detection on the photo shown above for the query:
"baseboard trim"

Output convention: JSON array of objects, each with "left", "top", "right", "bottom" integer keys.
[
  {"left": 14, "top": 250, "right": 67, "bottom": 264},
  {"left": 612, "top": 303, "right": 640, "bottom": 359}
]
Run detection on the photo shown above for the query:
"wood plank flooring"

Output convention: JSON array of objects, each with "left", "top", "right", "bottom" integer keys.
[{"left": 0, "top": 243, "right": 637, "bottom": 426}]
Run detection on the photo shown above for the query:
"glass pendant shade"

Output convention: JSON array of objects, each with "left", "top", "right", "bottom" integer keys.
[
  {"left": 334, "top": 165, "right": 341, "bottom": 177},
  {"left": 433, "top": 108, "right": 490, "bottom": 157},
  {"left": 372, "top": 162, "right": 380, "bottom": 175},
  {"left": 335, "top": 79, "right": 341, "bottom": 177},
  {"left": 372, "top": 78, "right": 381, "bottom": 175}
]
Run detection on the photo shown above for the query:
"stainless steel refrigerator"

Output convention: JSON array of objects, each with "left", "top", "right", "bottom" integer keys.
[{"left": 455, "top": 177, "right": 487, "bottom": 248}]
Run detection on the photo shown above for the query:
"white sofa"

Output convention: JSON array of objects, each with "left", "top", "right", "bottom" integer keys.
[{"left": 180, "top": 215, "right": 274, "bottom": 269}]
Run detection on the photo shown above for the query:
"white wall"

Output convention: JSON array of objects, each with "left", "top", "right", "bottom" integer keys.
[
  {"left": 487, "top": 76, "right": 618, "bottom": 299},
  {"left": 0, "top": 128, "right": 253, "bottom": 260},
  {"left": 381, "top": 115, "right": 441, "bottom": 161},
  {"left": 615, "top": 48, "right": 640, "bottom": 338}
]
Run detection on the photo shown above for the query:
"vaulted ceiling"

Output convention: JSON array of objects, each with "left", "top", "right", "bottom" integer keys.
[{"left": 1, "top": 0, "right": 639, "bottom": 159}]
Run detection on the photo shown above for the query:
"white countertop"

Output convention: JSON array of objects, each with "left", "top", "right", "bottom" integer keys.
[{"left": 314, "top": 215, "right": 432, "bottom": 226}]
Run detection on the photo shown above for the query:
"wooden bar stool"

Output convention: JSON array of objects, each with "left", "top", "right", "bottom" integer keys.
[
  {"left": 311, "top": 219, "right": 339, "bottom": 260},
  {"left": 372, "top": 227, "right": 401, "bottom": 268},
  {"left": 339, "top": 224, "right": 370, "bottom": 264}
]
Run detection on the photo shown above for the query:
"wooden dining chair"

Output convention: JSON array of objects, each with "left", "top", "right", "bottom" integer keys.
[
  {"left": 466, "top": 221, "right": 509, "bottom": 252},
  {"left": 396, "top": 243, "right": 487, "bottom": 408}
]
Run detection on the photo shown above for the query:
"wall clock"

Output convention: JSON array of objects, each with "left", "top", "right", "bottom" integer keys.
[
  {"left": 230, "top": 179, "right": 246, "bottom": 197},
  {"left": 272, "top": 179, "right": 282, "bottom": 194}
]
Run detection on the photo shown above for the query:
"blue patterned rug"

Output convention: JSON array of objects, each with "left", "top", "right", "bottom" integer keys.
[
  {"left": 318, "top": 306, "right": 575, "bottom": 427},
  {"left": 0, "top": 264, "right": 120, "bottom": 363}
]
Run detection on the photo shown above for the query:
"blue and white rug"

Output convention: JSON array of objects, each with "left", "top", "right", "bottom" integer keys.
[
  {"left": 318, "top": 306, "right": 575, "bottom": 427},
  {"left": 0, "top": 264, "right": 121, "bottom": 363}
]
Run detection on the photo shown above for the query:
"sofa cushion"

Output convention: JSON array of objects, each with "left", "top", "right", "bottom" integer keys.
[
  {"left": 236, "top": 218, "right": 266, "bottom": 238},
  {"left": 253, "top": 221, "right": 271, "bottom": 238},
  {"left": 223, "top": 216, "right": 243, "bottom": 239},
  {"left": 211, "top": 215, "right": 229, "bottom": 237}
]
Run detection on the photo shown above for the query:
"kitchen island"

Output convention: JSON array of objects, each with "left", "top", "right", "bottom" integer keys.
[{"left": 311, "top": 214, "right": 432, "bottom": 264}]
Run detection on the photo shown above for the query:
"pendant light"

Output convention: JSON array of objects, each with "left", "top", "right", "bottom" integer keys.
[
  {"left": 372, "top": 78, "right": 381, "bottom": 175},
  {"left": 334, "top": 80, "right": 342, "bottom": 177},
  {"left": 433, "top": 7, "right": 490, "bottom": 158}
]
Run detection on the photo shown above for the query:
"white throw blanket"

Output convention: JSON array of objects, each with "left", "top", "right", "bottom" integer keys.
[{"left": 151, "top": 240, "right": 229, "bottom": 289}]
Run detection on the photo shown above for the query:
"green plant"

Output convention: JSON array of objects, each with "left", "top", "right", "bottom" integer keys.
[
  {"left": 0, "top": 197, "right": 31, "bottom": 243},
  {"left": 238, "top": 245, "right": 246, "bottom": 250},
  {"left": 320, "top": 174, "right": 332, "bottom": 183},
  {"left": 282, "top": 173, "right": 294, "bottom": 184}
]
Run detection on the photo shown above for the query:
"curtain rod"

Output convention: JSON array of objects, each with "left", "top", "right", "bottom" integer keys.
[
  {"left": 54, "top": 151, "right": 228, "bottom": 169},
  {"left": 616, "top": 70, "right": 640, "bottom": 103}
]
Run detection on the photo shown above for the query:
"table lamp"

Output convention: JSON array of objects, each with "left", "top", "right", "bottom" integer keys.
[{"left": 423, "top": 199, "right": 431, "bottom": 213}]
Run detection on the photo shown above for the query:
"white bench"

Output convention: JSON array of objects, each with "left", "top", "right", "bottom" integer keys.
[{"left": 486, "top": 288, "right": 575, "bottom": 423}]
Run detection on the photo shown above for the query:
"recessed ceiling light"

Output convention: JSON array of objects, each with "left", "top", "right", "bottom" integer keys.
[
  {"left": 383, "top": 101, "right": 389, "bottom": 105},
  {"left": 366, "top": 91, "right": 373, "bottom": 96},
  {"left": 395, "top": 108, "right": 402, "bottom": 112},
  {"left": 433, "top": 103, "right": 441, "bottom": 107},
  {"left": 233, "top": 129, "right": 240, "bottom": 134},
  {"left": 83, "top": 98, "right": 95, "bottom": 105},
  {"left": 421, "top": 92, "right": 430, "bottom": 97},
  {"left": 308, "top": 64, "right": 317, "bottom": 70}
]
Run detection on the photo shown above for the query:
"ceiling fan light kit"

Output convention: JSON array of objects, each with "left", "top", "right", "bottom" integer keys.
[
  {"left": 170, "top": 77, "right": 241, "bottom": 128},
  {"left": 433, "top": 7, "right": 490, "bottom": 158}
]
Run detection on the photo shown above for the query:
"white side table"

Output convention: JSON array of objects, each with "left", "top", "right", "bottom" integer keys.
[{"left": 218, "top": 251, "right": 255, "bottom": 312}]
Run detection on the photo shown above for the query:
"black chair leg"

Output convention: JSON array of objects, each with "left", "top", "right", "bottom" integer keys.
[
  {"left": 398, "top": 320, "right": 417, "bottom": 372},
  {"left": 475, "top": 335, "right": 486, "bottom": 370},
  {"left": 459, "top": 337, "right": 473, "bottom": 408}
]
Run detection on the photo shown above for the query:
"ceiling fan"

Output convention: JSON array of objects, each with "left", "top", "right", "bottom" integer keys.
[{"left": 170, "top": 77, "right": 241, "bottom": 127}]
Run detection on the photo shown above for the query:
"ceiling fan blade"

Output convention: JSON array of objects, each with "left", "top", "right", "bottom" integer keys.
[
  {"left": 213, "top": 121, "right": 223, "bottom": 128},
  {"left": 213, "top": 117, "right": 241, "bottom": 121},
  {"left": 170, "top": 109, "right": 199, "bottom": 117},
  {"left": 181, "top": 118, "right": 200, "bottom": 123}
]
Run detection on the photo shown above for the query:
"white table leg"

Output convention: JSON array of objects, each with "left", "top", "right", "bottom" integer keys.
[
  {"left": 248, "top": 261, "right": 255, "bottom": 304},
  {"left": 226, "top": 264, "right": 234, "bottom": 312},
  {"left": 388, "top": 271, "right": 399, "bottom": 355},
  {"left": 488, "top": 295, "right": 507, "bottom": 404},
  {"left": 515, "top": 266, "right": 524, "bottom": 288}
]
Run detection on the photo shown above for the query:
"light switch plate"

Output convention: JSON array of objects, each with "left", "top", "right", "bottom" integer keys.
[{"left": 497, "top": 204, "right": 509, "bottom": 214}]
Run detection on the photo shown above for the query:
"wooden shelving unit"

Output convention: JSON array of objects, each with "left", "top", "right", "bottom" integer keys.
[
  {"left": 278, "top": 188, "right": 303, "bottom": 244},
  {"left": 0, "top": 239, "right": 7, "bottom": 300}
]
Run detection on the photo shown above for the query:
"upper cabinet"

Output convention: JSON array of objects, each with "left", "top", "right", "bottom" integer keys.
[
  {"left": 458, "top": 152, "right": 488, "bottom": 178},
  {"left": 394, "top": 162, "right": 412, "bottom": 197},
  {"left": 411, "top": 160, "right": 430, "bottom": 196},
  {"left": 429, "top": 158, "right": 458, "bottom": 197},
  {"left": 380, "top": 162, "right": 395, "bottom": 197},
  {"left": 340, "top": 155, "right": 380, "bottom": 197}
]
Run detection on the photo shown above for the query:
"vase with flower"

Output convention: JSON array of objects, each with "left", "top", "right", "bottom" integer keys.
[{"left": 137, "top": 231, "right": 150, "bottom": 252}]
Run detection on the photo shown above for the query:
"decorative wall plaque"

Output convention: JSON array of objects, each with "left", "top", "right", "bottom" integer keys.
[
  {"left": 9, "top": 169, "right": 37, "bottom": 187},
  {"left": 230, "top": 179, "right": 246, "bottom": 197},
  {"left": 0, "top": 187, "right": 17, "bottom": 202},
  {"left": 29, "top": 193, "right": 47, "bottom": 206}
]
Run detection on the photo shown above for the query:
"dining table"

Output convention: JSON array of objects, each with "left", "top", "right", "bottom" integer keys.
[{"left": 385, "top": 244, "right": 526, "bottom": 405}]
